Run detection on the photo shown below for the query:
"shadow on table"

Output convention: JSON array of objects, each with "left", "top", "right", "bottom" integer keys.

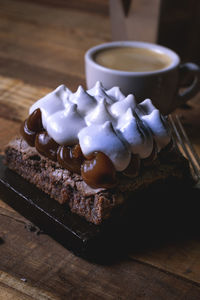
[
  {"left": 0, "top": 237, "right": 4, "bottom": 245},
  {"left": 88, "top": 180, "right": 200, "bottom": 264}
]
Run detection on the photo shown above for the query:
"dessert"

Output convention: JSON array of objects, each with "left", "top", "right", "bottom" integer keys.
[{"left": 4, "top": 82, "right": 192, "bottom": 224}]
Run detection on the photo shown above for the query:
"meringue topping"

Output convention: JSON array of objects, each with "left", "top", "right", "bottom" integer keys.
[{"left": 29, "top": 81, "right": 171, "bottom": 171}]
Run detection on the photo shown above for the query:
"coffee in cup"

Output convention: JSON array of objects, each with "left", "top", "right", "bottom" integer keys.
[
  {"left": 85, "top": 41, "right": 200, "bottom": 115},
  {"left": 93, "top": 46, "right": 172, "bottom": 72}
]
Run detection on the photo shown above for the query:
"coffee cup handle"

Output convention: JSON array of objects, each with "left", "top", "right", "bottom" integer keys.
[{"left": 177, "top": 62, "right": 200, "bottom": 105}]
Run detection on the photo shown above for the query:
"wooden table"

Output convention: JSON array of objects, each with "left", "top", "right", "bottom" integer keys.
[{"left": 1, "top": 1, "right": 200, "bottom": 299}]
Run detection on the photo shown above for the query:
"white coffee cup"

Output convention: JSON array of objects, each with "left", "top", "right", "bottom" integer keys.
[{"left": 85, "top": 41, "right": 200, "bottom": 115}]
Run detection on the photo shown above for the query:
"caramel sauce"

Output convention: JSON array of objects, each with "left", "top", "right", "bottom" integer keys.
[
  {"left": 57, "top": 144, "right": 84, "bottom": 174},
  {"left": 27, "top": 108, "right": 43, "bottom": 132},
  {"left": 21, "top": 108, "right": 43, "bottom": 147},
  {"left": 20, "top": 120, "right": 36, "bottom": 147},
  {"left": 81, "top": 152, "right": 116, "bottom": 189},
  {"left": 35, "top": 131, "right": 59, "bottom": 161}
]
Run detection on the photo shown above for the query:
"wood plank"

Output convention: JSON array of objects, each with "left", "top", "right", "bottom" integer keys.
[
  {"left": 0, "top": 0, "right": 110, "bottom": 41},
  {"left": 130, "top": 239, "right": 200, "bottom": 286},
  {"left": 0, "top": 0, "right": 110, "bottom": 85},
  {"left": 8, "top": 0, "right": 110, "bottom": 17},
  {"left": 0, "top": 271, "right": 58, "bottom": 300},
  {"left": 0, "top": 118, "right": 20, "bottom": 153},
  {"left": 0, "top": 76, "right": 50, "bottom": 122},
  {"left": 1, "top": 211, "right": 200, "bottom": 299},
  {"left": 0, "top": 57, "right": 85, "bottom": 90}
]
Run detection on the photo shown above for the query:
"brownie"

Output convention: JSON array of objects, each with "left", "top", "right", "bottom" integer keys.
[{"left": 4, "top": 136, "right": 193, "bottom": 224}]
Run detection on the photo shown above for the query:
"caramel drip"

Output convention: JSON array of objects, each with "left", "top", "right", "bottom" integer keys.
[
  {"left": 57, "top": 145, "right": 84, "bottom": 175},
  {"left": 81, "top": 152, "right": 116, "bottom": 189}
]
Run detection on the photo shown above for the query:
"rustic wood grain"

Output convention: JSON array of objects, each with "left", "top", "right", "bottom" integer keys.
[
  {"left": 131, "top": 239, "right": 200, "bottom": 284},
  {"left": 1, "top": 210, "right": 200, "bottom": 300},
  {"left": 0, "top": 118, "right": 20, "bottom": 154},
  {"left": 20, "top": 0, "right": 109, "bottom": 17},
  {"left": 0, "top": 271, "right": 58, "bottom": 300},
  {"left": 0, "top": 0, "right": 110, "bottom": 89},
  {"left": 0, "top": 76, "right": 50, "bottom": 122},
  {"left": 1, "top": 0, "right": 200, "bottom": 299}
]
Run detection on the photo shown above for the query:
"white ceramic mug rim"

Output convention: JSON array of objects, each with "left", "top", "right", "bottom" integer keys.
[{"left": 85, "top": 41, "right": 180, "bottom": 76}]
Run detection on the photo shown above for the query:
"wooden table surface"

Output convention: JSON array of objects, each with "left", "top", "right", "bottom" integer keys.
[{"left": 1, "top": 1, "right": 200, "bottom": 299}]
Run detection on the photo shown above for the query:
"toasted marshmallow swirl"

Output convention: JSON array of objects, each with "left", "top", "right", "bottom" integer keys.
[{"left": 30, "top": 82, "right": 170, "bottom": 171}]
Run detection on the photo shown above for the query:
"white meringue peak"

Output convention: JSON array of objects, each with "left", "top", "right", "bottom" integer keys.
[
  {"left": 85, "top": 98, "right": 115, "bottom": 126},
  {"left": 87, "top": 81, "right": 114, "bottom": 104},
  {"left": 69, "top": 85, "right": 96, "bottom": 115},
  {"left": 47, "top": 104, "right": 86, "bottom": 145},
  {"left": 78, "top": 121, "right": 131, "bottom": 171},
  {"left": 106, "top": 86, "right": 125, "bottom": 101},
  {"left": 30, "top": 85, "right": 67, "bottom": 129},
  {"left": 141, "top": 109, "right": 170, "bottom": 150},
  {"left": 137, "top": 98, "right": 156, "bottom": 115},
  {"left": 110, "top": 94, "right": 136, "bottom": 117},
  {"left": 117, "top": 108, "right": 153, "bottom": 158}
]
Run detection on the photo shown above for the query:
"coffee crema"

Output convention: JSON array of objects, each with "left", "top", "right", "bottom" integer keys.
[{"left": 93, "top": 47, "right": 172, "bottom": 72}]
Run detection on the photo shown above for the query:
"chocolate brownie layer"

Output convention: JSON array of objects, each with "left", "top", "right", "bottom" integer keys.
[{"left": 4, "top": 137, "right": 192, "bottom": 224}]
